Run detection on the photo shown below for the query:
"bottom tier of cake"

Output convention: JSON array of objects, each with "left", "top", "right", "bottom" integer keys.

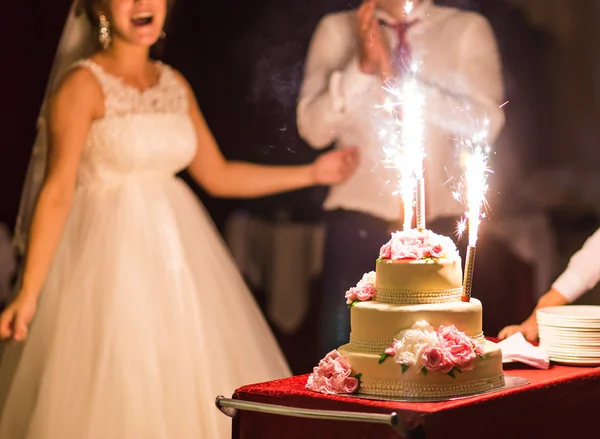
[{"left": 338, "top": 340, "right": 504, "bottom": 398}]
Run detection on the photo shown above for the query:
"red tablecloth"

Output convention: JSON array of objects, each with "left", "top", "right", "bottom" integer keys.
[{"left": 231, "top": 363, "right": 600, "bottom": 439}]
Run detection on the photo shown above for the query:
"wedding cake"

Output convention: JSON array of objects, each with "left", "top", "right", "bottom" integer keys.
[{"left": 306, "top": 229, "right": 504, "bottom": 399}]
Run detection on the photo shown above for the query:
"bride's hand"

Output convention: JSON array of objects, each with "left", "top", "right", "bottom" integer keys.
[
  {"left": 312, "top": 147, "right": 359, "bottom": 185},
  {"left": 0, "top": 293, "right": 37, "bottom": 342}
]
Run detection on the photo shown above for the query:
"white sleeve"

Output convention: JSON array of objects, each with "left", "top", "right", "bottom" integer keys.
[
  {"left": 297, "top": 14, "right": 377, "bottom": 149},
  {"left": 552, "top": 228, "right": 600, "bottom": 302},
  {"left": 420, "top": 14, "right": 505, "bottom": 143}
]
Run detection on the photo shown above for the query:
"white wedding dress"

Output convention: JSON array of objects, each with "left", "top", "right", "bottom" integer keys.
[{"left": 0, "top": 59, "right": 291, "bottom": 438}]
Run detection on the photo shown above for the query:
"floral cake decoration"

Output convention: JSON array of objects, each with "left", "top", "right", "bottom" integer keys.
[
  {"left": 345, "top": 271, "right": 376, "bottom": 307},
  {"left": 378, "top": 229, "right": 459, "bottom": 262},
  {"left": 306, "top": 350, "right": 362, "bottom": 394},
  {"left": 379, "top": 320, "right": 486, "bottom": 379}
]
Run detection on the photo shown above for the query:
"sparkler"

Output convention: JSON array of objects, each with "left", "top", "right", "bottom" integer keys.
[
  {"left": 458, "top": 121, "right": 491, "bottom": 302},
  {"left": 377, "top": 1, "right": 427, "bottom": 231},
  {"left": 379, "top": 65, "right": 425, "bottom": 231}
]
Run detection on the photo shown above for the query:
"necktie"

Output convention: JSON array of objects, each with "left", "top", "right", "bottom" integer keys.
[{"left": 380, "top": 20, "right": 419, "bottom": 74}]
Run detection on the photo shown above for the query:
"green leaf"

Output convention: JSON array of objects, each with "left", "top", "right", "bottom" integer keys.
[
  {"left": 456, "top": 368, "right": 463, "bottom": 374},
  {"left": 376, "top": 257, "right": 383, "bottom": 262},
  {"left": 401, "top": 364, "right": 409, "bottom": 374},
  {"left": 378, "top": 353, "right": 389, "bottom": 364},
  {"left": 421, "top": 368, "right": 428, "bottom": 376},
  {"left": 448, "top": 369, "right": 456, "bottom": 379},
  {"left": 353, "top": 373, "right": 362, "bottom": 382},
  {"left": 347, "top": 300, "right": 360, "bottom": 309},
  {"left": 480, "top": 355, "right": 487, "bottom": 360}
]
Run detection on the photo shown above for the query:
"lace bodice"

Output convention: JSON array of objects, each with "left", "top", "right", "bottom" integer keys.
[{"left": 74, "top": 59, "right": 197, "bottom": 186}]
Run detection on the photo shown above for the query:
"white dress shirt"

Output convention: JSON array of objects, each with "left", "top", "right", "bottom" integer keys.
[
  {"left": 297, "top": 0, "right": 505, "bottom": 222},
  {"left": 552, "top": 228, "right": 600, "bottom": 302}
]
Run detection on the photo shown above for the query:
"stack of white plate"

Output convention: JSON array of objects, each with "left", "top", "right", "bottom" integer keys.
[{"left": 537, "top": 305, "right": 600, "bottom": 366}]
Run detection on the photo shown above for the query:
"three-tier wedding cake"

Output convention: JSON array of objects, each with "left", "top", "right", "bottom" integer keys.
[{"left": 306, "top": 229, "right": 504, "bottom": 399}]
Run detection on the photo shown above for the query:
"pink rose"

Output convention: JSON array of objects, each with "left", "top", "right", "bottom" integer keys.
[
  {"left": 379, "top": 241, "right": 392, "bottom": 259},
  {"left": 306, "top": 350, "right": 359, "bottom": 394},
  {"left": 343, "top": 376, "right": 359, "bottom": 393},
  {"left": 474, "top": 342, "right": 485, "bottom": 357},
  {"left": 345, "top": 282, "right": 375, "bottom": 304},
  {"left": 378, "top": 229, "right": 458, "bottom": 261},
  {"left": 330, "top": 374, "right": 359, "bottom": 393},
  {"left": 385, "top": 342, "right": 397, "bottom": 356},
  {"left": 391, "top": 243, "right": 424, "bottom": 260},
  {"left": 451, "top": 346, "right": 476, "bottom": 370},
  {"left": 345, "top": 287, "right": 358, "bottom": 305},
  {"left": 437, "top": 325, "right": 477, "bottom": 370},
  {"left": 437, "top": 325, "right": 473, "bottom": 347},
  {"left": 422, "top": 346, "right": 454, "bottom": 373},
  {"left": 429, "top": 244, "right": 444, "bottom": 258},
  {"left": 355, "top": 283, "right": 375, "bottom": 301}
]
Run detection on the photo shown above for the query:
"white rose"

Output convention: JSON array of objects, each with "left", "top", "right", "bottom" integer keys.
[
  {"left": 395, "top": 349, "right": 418, "bottom": 367},
  {"left": 358, "top": 271, "right": 376, "bottom": 287},
  {"left": 411, "top": 320, "right": 435, "bottom": 332},
  {"left": 392, "top": 321, "right": 439, "bottom": 370}
]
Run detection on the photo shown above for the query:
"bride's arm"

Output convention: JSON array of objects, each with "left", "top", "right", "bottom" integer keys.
[
  {"left": 18, "top": 69, "right": 102, "bottom": 302},
  {"left": 176, "top": 74, "right": 358, "bottom": 198}
]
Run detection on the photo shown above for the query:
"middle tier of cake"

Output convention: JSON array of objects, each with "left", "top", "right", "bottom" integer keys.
[{"left": 349, "top": 299, "right": 484, "bottom": 353}]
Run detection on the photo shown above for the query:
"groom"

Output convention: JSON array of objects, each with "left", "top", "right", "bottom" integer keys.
[{"left": 297, "top": 0, "right": 505, "bottom": 356}]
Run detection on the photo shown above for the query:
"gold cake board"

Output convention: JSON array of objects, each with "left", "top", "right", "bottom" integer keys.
[{"left": 339, "top": 374, "right": 529, "bottom": 403}]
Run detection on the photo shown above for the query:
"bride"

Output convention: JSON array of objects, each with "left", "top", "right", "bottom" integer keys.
[{"left": 0, "top": 0, "right": 358, "bottom": 437}]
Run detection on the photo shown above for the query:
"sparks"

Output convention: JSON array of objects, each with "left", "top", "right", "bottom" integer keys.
[
  {"left": 452, "top": 119, "right": 492, "bottom": 245},
  {"left": 456, "top": 217, "right": 467, "bottom": 239},
  {"left": 379, "top": 74, "right": 425, "bottom": 230},
  {"left": 465, "top": 146, "right": 488, "bottom": 245},
  {"left": 382, "top": 96, "right": 395, "bottom": 114},
  {"left": 462, "top": 128, "right": 491, "bottom": 246}
]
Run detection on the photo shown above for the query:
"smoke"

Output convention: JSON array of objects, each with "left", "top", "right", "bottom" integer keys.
[
  {"left": 238, "top": 1, "right": 361, "bottom": 116},
  {"left": 245, "top": 38, "right": 305, "bottom": 115}
]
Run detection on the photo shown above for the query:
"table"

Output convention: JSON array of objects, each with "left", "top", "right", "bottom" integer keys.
[{"left": 225, "top": 363, "right": 600, "bottom": 439}]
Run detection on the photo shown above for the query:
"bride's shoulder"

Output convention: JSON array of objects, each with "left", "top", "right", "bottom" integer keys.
[
  {"left": 56, "top": 59, "right": 103, "bottom": 96},
  {"left": 159, "top": 63, "right": 194, "bottom": 97},
  {"left": 160, "top": 63, "right": 189, "bottom": 86},
  {"left": 48, "top": 59, "right": 104, "bottom": 116}
]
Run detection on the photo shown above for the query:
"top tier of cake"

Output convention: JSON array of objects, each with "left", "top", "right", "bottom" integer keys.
[
  {"left": 375, "top": 258, "right": 463, "bottom": 304},
  {"left": 375, "top": 229, "right": 463, "bottom": 305}
]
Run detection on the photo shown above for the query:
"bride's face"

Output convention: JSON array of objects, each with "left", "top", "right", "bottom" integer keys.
[{"left": 105, "top": 0, "right": 167, "bottom": 47}]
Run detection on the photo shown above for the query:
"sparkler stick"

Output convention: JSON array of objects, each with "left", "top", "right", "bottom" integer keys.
[{"left": 460, "top": 124, "right": 490, "bottom": 302}]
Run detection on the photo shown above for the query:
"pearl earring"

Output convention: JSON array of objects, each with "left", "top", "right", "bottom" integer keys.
[{"left": 99, "top": 14, "right": 111, "bottom": 49}]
